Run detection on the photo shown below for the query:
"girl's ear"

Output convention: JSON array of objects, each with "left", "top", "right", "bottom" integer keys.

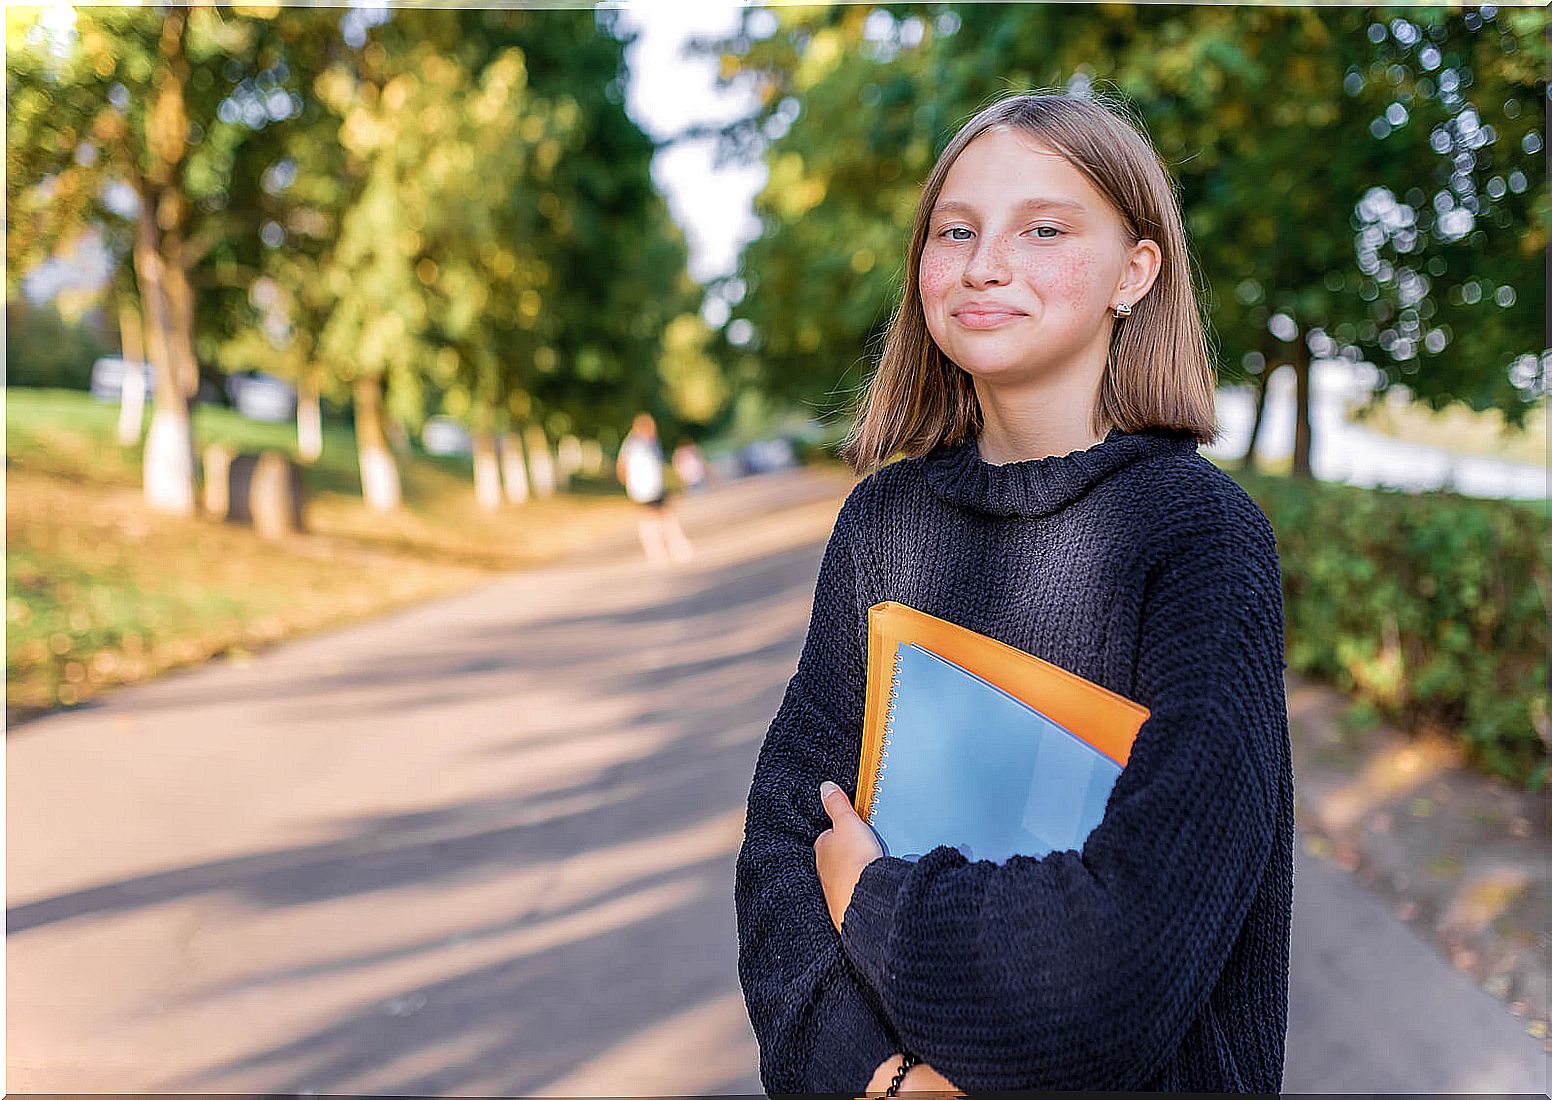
[{"left": 1116, "top": 238, "right": 1163, "bottom": 304}]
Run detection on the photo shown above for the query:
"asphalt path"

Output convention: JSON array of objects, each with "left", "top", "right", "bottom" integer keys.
[{"left": 7, "top": 468, "right": 1546, "bottom": 1095}]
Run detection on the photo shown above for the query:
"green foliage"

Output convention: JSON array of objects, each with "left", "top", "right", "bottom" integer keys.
[
  {"left": 707, "top": 4, "right": 1546, "bottom": 439},
  {"left": 6, "top": 5, "right": 333, "bottom": 358},
  {"left": 707, "top": 5, "right": 938, "bottom": 418},
  {"left": 218, "top": 8, "right": 709, "bottom": 449},
  {"left": 8, "top": 6, "right": 713, "bottom": 492},
  {"left": 4, "top": 300, "right": 112, "bottom": 390},
  {"left": 1330, "top": 6, "right": 1547, "bottom": 420},
  {"left": 1241, "top": 469, "right": 1550, "bottom": 788}
]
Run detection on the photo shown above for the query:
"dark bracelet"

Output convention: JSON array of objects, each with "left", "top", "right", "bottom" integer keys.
[{"left": 883, "top": 1051, "right": 920, "bottom": 1096}]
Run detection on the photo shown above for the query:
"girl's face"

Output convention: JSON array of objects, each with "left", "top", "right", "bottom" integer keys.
[{"left": 918, "top": 127, "right": 1152, "bottom": 387}]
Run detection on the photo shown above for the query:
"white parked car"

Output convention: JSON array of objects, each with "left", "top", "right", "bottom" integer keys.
[
  {"left": 89, "top": 357, "right": 155, "bottom": 402},
  {"left": 740, "top": 437, "right": 798, "bottom": 474},
  {"left": 226, "top": 371, "right": 297, "bottom": 422},
  {"left": 422, "top": 415, "right": 473, "bottom": 457}
]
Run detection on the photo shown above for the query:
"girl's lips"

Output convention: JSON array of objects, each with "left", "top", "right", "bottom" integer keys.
[{"left": 954, "top": 310, "right": 1026, "bottom": 330}]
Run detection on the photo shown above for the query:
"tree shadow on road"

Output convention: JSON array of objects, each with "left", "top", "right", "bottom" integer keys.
[{"left": 9, "top": 526, "right": 840, "bottom": 1095}]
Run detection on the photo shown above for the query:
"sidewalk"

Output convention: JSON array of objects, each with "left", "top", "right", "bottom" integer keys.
[{"left": 1287, "top": 673, "right": 1550, "bottom": 1050}]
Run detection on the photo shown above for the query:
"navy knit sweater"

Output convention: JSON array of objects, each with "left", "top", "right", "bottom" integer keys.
[{"left": 734, "top": 426, "right": 1295, "bottom": 1093}]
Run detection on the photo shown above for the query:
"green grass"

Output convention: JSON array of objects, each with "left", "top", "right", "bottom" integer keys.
[
  {"left": 6, "top": 388, "right": 639, "bottom": 722},
  {"left": 5, "top": 387, "right": 468, "bottom": 495}
]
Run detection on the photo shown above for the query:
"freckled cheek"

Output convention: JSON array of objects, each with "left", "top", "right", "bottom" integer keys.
[
  {"left": 918, "top": 253, "right": 958, "bottom": 308},
  {"left": 1024, "top": 249, "right": 1105, "bottom": 310}
]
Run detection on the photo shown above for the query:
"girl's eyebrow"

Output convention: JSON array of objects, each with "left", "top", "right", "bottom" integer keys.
[{"left": 931, "top": 197, "right": 1087, "bottom": 218}]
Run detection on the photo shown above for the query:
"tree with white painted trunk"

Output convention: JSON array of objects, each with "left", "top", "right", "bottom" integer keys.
[
  {"left": 524, "top": 424, "right": 558, "bottom": 499},
  {"left": 351, "top": 375, "right": 400, "bottom": 512},
  {"left": 499, "top": 431, "right": 532, "bottom": 504},
  {"left": 295, "top": 378, "right": 324, "bottom": 464},
  {"left": 115, "top": 299, "right": 149, "bottom": 447},
  {"left": 6, "top": 6, "right": 328, "bottom": 512}
]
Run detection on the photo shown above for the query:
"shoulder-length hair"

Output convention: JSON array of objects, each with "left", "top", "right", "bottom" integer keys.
[{"left": 838, "top": 89, "right": 1219, "bottom": 475}]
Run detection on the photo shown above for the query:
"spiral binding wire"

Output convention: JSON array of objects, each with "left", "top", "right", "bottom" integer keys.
[{"left": 869, "top": 647, "right": 906, "bottom": 821}]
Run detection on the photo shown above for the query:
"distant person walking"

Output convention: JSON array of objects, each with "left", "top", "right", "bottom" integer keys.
[
  {"left": 672, "top": 440, "right": 709, "bottom": 494},
  {"left": 617, "top": 412, "right": 695, "bottom": 566}
]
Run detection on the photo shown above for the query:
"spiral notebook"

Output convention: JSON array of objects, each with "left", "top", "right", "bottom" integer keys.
[{"left": 856, "top": 602, "right": 1151, "bottom": 864}]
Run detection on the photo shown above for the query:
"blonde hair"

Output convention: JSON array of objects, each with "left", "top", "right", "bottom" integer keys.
[{"left": 838, "top": 89, "right": 1219, "bottom": 475}]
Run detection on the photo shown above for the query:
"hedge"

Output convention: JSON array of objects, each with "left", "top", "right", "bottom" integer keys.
[{"left": 1238, "top": 470, "right": 1549, "bottom": 789}]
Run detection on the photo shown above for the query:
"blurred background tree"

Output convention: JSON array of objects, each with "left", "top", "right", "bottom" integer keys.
[
  {"left": 1335, "top": 6, "right": 1546, "bottom": 423},
  {"left": 698, "top": 2, "right": 1546, "bottom": 477},
  {"left": 8, "top": 4, "right": 331, "bottom": 512},
  {"left": 8, "top": 5, "right": 715, "bottom": 514}
]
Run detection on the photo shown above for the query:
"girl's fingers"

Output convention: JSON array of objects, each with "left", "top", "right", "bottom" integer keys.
[{"left": 819, "top": 781, "right": 855, "bottom": 823}]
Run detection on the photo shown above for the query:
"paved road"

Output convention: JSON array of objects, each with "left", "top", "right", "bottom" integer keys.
[{"left": 8, "top": 469, "right": 1546, "bottom": 1095}]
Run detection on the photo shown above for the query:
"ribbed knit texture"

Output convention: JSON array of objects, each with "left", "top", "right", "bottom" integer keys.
[{"left": 734, "top": 427, "right": 1295, "bottom": 1094}]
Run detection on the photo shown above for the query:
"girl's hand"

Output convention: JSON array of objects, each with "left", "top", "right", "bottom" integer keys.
[
  {"left": 899, "top": 1060, "right": 961, "bottom": 1093},
  {"left": 815, "top": 780, "right": 884, "bottom": 934},
  {"left": 866, "top": 1053, "right": 962, "bottom": 1094}
]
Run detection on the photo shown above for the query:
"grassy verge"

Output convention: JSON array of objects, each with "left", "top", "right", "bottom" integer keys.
[{"left": 6, "top": 388, "right": 640, "bottom": 723}]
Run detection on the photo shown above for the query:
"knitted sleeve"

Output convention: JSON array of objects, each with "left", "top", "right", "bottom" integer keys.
[
  {"left": 838, "top": 494, "right": 1286, "bottom": 1091},
  {"left": 734, "top": 486, "right": 903, "bottom": 1094}
]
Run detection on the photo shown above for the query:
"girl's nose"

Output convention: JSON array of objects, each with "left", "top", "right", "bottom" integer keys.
[{"left": 962, "top": 236, "right": 1012, "bottom": 287}]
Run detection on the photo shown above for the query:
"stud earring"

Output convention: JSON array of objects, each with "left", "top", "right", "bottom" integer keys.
[{"left": 1112, "top": 301, "right": 1132, "bottom": 318}]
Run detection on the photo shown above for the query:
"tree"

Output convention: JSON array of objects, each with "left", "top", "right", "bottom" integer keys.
[
  {"left": 498, "top": 7, "right": 709, "bottom": 455},
  {"left": 219, "top": 8, "right": 707, "bottom": 508},
  {"left": 1336, "top": 6, "right": 1547, "bottom": 423},
  {"left": 7, "top": 5, "right": 331, "bottom": 511},
  {"left": 696, "top": 5, "right": 942, "bottom": 426},
  {"left": 701, "top": 3, "right": 1545, "bottom": 478}
]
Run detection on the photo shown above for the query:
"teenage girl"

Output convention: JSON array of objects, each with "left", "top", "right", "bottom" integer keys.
[{"left": 735, "top": 90, "right": 1294, "bottom": 1094}]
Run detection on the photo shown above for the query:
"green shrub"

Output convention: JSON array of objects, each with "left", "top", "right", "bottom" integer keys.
[
  {"left": 1238, "top": 471, "right": 1550, "bottom": 789},
  {"left": 5, "top": 301, "right": 113, "bottom": 391}
]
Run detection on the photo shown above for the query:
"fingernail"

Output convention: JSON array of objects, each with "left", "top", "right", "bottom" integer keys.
[{"left": 819, "top": 781, "right": 839, "bottom": 800}]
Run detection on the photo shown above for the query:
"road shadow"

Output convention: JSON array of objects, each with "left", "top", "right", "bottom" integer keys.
[{"left": 8, "top": 516, "right": 835, "bottom": 1095}]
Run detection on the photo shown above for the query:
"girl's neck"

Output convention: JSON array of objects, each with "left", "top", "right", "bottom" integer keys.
[
  {"left": 969, "top": 354, "right": 1112, "bottom": 464},
  {"left": 973, "top": 402, "right": 1110, "bottom": 466}
]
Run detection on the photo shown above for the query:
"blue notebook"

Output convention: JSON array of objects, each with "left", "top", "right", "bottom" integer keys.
[{"left": 868, "top": 643, "right": 1123, "bottom": 864}]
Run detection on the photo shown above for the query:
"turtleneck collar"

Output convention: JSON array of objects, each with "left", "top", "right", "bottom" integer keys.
[{"left": 922, "top": 426, "right": 1198, "bottom": 518}]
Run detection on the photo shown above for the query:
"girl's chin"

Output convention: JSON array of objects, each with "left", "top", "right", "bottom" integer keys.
[{"left": 947, "top": 354, "right": 1049, "bottom": 381}]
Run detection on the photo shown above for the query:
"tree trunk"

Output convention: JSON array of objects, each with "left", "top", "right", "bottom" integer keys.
[
  {"left": 117, "top": 6, "right": 200, "bottom": 513},
  {"left": 556, "top": 433, "right": 582, "bottom": 488},
  {"left": 525, "top": 425, "right": 556, "bottom": 498},
  {"left": 116, "top": 298, "right": 147, "bottom": 446},
  {"left": 297, "top": 378, "right": 323, "bottom": 464},
  {"left": 1239, "top": 330, "right": 1284, "bottom": 473},
  {"left": 473, "top": 431, "right": 503, "bottom": 511},
  {"left": 1292, "top": 339, "right": 1313, "bottom": 479},
  {"left": 144, "top": 11, "right": 199, "bottom": 406},
  {"left": 500, "top": 432, "right": 531, "bottom": 504},
  {"left": 353, "top": 375, "right": 401, "bottom": 511},
  {"left": 1239, "top": 370, "right": 1271, "bottom": 473},
  {"left": 143, "top": 405, "right": 197, "bottom": 514},
  {"left": 384, "top": 417, "right": 411, "bottom": 456},
  {"left": 160, "top": 229, "right": 201, "bottom": 400},
  {"left": 132, "top": 204, "right": 195, "bottom": 515}
]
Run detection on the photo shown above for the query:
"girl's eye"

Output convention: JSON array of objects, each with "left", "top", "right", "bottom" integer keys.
[{"left": 936, "top": 226, "right": 1062, "bottom": 241}]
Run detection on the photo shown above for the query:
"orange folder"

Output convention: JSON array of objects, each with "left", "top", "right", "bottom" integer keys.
[{"left": 855, "top": 601, "right": 1151, "bottom": 822}]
